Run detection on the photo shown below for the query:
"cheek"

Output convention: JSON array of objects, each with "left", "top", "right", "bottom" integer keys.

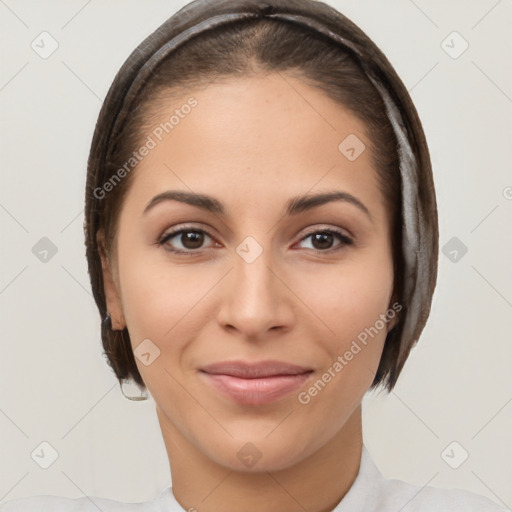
[
  {"left": 297, "top": 248, "right": 394, "bottom": 405},
  {"left": 294, "top": 262, "right": 392, "bottom": 425},
  {"left": 114, "top": 239, "right": 194, "bottom": 348},
  {"left": 305, "top": 253, "right": 394, "bottom": 344},
  {"left": 116, "top": 240, "right": 225, "bottom": 380}
]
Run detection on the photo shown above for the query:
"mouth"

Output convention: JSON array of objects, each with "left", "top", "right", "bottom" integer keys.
[{"left": 199, "top": 360, "right": 314, "bottom": 405}]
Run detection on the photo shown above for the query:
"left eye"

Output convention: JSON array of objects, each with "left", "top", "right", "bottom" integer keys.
[{"left": 297, "top": 229, "right": 353, "bottom": 252}]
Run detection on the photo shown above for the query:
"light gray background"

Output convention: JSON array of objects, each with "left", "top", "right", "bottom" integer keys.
[{"left": 1, "top": 0, "right": 511, "bottom": 508}]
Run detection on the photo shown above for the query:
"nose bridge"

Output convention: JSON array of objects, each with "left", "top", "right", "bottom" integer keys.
[
  {"left": 236, "top": 237, "right": 274, "bottom": 295},
  {"left": 220, "top": 235, "right": 291, "bottom": 336}
]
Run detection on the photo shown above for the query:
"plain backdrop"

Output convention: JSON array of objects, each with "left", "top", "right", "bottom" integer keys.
[{"left": 1, "top": 0, "right": 511, "bottom": 508}]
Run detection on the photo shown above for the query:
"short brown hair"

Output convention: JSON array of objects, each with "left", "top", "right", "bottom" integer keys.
[{"left": 84, "top": 0, "right": 438, "bottom": 394}]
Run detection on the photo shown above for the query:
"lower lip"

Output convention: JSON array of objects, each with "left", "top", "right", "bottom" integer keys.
[{"left": 200, "top": 371, "right": 313, "bottom": 405}]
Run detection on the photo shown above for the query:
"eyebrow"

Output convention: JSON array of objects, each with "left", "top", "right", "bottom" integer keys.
[{"left": 143, "top": 190, "right": 372, "bottom": 220}]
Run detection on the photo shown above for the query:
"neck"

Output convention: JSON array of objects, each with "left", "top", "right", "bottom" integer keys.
[{"left": 158, "top": 404, "right": 363, "bottom": 512}]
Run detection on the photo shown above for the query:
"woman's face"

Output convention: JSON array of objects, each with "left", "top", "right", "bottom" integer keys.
[{"left": 101, "top": 72, "right": 397, "bottom": 472}]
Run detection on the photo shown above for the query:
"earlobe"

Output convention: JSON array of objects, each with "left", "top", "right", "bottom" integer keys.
[
  {"left": 96, "top": 229, "right": 126, "bottom": 331},
  {"left": 386, "top": 291, "right": 400, "bottom": 333},
  {"left": 386, "top": 312, "right": 399, "bottom": 333}
]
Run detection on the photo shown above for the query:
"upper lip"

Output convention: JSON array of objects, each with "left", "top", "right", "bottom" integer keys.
[{"left": 200, "top": 360, "right": 313, "bottom": 379}]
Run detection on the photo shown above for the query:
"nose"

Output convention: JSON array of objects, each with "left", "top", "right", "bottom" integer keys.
[{"left": 217, "top": 241, "right": 295, "bottom": 340}]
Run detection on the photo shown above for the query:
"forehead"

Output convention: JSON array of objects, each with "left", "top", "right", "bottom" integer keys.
[{"left": 121, "top": 72, "right": 387, "bottom": 222}]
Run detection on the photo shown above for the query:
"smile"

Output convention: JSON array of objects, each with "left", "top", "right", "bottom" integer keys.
[{"left": 199, "top": 360, "right": 314, "bottom": 405}]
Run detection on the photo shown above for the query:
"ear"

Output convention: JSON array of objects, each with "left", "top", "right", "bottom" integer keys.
[
  {"left": 97, "top": 229, "right": 126, "bottom": 330},
  {"left": 386, "top": 290, "right": 400, "bottom": 333},
  {"left": 386, "top": 311, "right": 399, "bottom": 333}
]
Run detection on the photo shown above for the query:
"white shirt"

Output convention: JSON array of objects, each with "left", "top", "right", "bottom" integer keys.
[{"left": 1, "top": 444, "right": 507, "bottom": 511}]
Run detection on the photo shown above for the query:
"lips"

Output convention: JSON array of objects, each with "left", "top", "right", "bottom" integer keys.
[
  {"left": 199, "top": 360, "right": 314, "bottom": 405},
  {"left": 200, "top": 360, "right": 313, "bottom": 378}
]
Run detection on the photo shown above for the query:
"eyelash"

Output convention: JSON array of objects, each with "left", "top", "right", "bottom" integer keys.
[{"left": 157, "top": 225, "right": 354, "bottom": 255}]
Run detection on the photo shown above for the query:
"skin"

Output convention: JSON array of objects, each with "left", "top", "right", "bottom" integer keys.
[{"left": 99, "top": 71, "right": 398, "bottom": 512}]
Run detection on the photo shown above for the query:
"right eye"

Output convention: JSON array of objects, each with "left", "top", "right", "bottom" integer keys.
[{"left": 158, "top": 227, "right": 219, "bottom": 254}]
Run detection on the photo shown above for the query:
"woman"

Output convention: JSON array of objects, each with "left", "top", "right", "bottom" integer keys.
[{"left": 1, "top": 0, "right": 507, "bottom": 510}]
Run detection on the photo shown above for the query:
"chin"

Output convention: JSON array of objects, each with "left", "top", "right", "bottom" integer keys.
[{"left": 199, "top": 430, "right": 318, "bottom": 473}]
